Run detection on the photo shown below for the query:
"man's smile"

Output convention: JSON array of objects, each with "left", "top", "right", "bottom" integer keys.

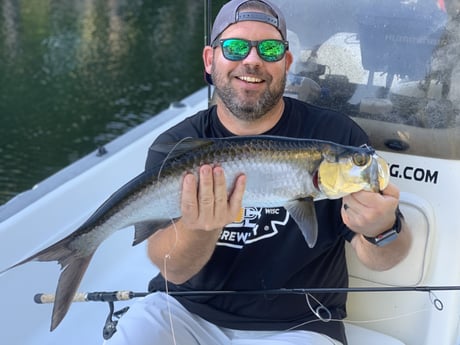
[{"left": 237, "top": 75, "right": 264, "bottom": 83}]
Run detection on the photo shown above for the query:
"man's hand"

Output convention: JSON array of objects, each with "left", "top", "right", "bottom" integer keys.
[
  {"left": 343, "top": 182, "right": 411, "bottom": 271},
  {"left": 341, "top": 182, "right": 400, "bottom": 238},
  {"left": 148, "top": 164, "right": 246, "bottom": 284},
  {"left": 181, "top": 165, "right": 246, "bottom": 232}
]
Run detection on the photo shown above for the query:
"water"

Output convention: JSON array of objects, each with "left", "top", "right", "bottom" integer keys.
[{"left": 0, "top": 0, "right": 225, "bottom": 205}]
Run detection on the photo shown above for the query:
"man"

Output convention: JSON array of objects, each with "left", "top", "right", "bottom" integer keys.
[{"left": 105, "top": 1, "right": 411, "bottom": 344}]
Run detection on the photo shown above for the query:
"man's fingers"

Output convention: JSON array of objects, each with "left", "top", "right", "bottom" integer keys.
[
  {"left": 181, "top": 173, "right": 198, "bottom": 220},
  {"left": 180, "top": 165, "right": 246, "bottom": 231},
  {"left": 212, "top": 166, "right": 228, "bottom": 219},
  {"left": 380, "top": 182, "right": 400, "bottom": 200},
  {"left": 198, "top": 165, "right": 215, "bottom": 218},
  {"left": 229, "top": 174, "right": 246, "bottom": 217}
]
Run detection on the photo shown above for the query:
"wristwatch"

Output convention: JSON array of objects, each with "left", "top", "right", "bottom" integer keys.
[{"left": 363, "top": 209, "right": 403, "bottom": 247}]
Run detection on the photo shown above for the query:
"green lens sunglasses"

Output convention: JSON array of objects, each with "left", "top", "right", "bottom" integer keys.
[{"left": 213, "top": 38, "right": 289, "bottom": 62}]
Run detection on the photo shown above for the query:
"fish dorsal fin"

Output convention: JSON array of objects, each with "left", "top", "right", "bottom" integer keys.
[
  {"left": 284, "top": 198, "right": 318, "bottom": 248},
  {"left": 149, "top": 137, "right": 214, "bottom": 160}
]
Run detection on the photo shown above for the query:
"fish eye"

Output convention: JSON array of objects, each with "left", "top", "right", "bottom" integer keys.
[{"left": 352, "top": 152, "right": 370, "bottom": 166}]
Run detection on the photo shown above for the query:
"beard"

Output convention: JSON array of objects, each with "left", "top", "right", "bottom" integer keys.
[{"left": 212, "top": 66, "right": 286, "bottom": 121}]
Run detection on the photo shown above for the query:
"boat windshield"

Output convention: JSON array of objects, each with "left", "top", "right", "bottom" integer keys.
[{"left": 271, "top": 0, "right": 460, "bottom": 159}]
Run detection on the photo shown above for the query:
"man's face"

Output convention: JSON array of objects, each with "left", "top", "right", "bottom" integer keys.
[{"left": 205, "top": 20, "right": 293, "bottom": 121}]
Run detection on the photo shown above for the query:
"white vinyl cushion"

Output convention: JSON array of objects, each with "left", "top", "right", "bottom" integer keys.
[
  {"left": 345, "top": 323, "right": 405, "bottom": 345},
  {"left": 346, "top": 194, "right": 431, "bottom": 286}
]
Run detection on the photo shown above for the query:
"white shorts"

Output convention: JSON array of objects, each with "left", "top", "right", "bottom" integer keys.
[{"left": 103, "top": 292, "right": 343, "bottom": 345}]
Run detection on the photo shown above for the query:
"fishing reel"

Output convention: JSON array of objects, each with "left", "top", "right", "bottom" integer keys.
[{"left": 103, "top": 302, "right": 130, "bottom": 340}]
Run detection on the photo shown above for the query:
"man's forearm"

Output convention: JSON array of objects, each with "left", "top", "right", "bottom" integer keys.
[
  {"left": 351, "top": 219, "right": 412, "bottom": 271},
  {"left": 147, "top": 220, "right": 222, "bottom": 284}
]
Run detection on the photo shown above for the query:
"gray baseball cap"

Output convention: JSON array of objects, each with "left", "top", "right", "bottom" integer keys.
[
  {"left": 210, "top": 0, "right": 287, "bottom": 44},
  {"left": 206, "top": 0, "right": 287, "bottom": 84}
]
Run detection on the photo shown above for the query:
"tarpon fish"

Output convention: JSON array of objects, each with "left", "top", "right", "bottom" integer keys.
[{"left": 1, "top": 135, "right": 389, "bottom": 331}]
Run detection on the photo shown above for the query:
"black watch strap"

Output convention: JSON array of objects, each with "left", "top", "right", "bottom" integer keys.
[{"left": 363, "top": 209, "right": 403, "bottom": 247}]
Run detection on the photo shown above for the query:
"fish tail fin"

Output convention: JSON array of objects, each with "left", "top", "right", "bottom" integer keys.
[
  {"left": 0, "top": 236, "right": 74, "bottom": 274},
  {"left": 1, "top": 235, "right": 96, "bottom": 331},
  {"left": 50, "top": 253, "right": 94, "bottom": 331}
]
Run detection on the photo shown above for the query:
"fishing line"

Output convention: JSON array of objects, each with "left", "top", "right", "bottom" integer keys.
[
  {"left": 155, "top": 136, "right": 194, "bottom": 258},
  {"left": 283, "top": 305, "right": 434, "bottom": 344},
  {"left": 286, "top": 304, "right": 434, "bottom": 332},
  {"left": 155, "top": 137, "right": 193, "bottom": 345},
  {"left": 163, "top": 257, "right": 178, "bottom": 345},
  {"left": 285, "top": 289, "right": 442, "bottom": 334}
]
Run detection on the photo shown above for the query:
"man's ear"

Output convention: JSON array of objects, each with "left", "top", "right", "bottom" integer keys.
[
  {"left": 284, "top": 50, "right": 294, "bottom": 73},
  {"left": 203, "top": 46, "right": 214, "bottom": 75}
]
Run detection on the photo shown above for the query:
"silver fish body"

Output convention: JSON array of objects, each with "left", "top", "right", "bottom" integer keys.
[{"left": 1, "top": 135, "right": 389, "bottom": 331}]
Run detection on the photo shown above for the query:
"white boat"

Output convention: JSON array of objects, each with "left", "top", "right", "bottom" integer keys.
[{"left": 1, "top": 1, "right": 460, "bottom": 344}]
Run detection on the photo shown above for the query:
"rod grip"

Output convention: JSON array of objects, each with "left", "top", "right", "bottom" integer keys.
[
  {"left": 34, "top": 291, "right": 134, "bottom": 304},
  {"left": 34, "top": 292, "right": 88, "bottom": 304}
]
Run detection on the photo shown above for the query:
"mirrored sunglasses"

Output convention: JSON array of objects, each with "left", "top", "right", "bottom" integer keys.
[{"left": 213, "top": 38, "right": 289, "bottom": 62}]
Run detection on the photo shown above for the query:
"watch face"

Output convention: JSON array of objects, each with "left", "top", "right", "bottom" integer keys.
[
  {"left": 366, "top": 210, "right": 402, "bottom": 246},
  {"left": 374, "top": 230, "right": 399, "bottom": 247}
]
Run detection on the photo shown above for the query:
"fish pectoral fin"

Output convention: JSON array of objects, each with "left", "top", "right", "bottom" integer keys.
[
  {"left": 284, "top": 198, "right": 318, "bottom": 248},
  {"left": 133, "top": 218, "right": 180, "bottom": 246}
]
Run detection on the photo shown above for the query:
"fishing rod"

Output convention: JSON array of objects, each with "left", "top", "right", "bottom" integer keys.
[
  {"left": 34, "top": 285, "right": 460, "bottom": 304},
  {"left": 35, "top": 286, "right": 459, "bottom": 340}
]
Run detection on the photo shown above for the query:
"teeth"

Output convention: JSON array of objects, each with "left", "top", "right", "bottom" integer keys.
[{"left": 238, "top": 76, "right": 262, "bottom": 83}]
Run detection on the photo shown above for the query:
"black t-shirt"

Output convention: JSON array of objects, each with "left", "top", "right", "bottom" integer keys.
[{"left": 146, "top": 97, "right": 368, "bottom": 344}]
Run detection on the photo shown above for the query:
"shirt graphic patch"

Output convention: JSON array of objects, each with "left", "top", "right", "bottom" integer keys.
[{"left": 217, "top": 207, "right": 290, "bottom": 249}]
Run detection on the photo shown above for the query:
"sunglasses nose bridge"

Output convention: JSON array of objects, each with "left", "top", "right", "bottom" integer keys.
[
  {"left": 245, "top": 43, "right": 263, "bottom": 62},
  {"left": 237, "top": 41, "right": 265, "bottom": 63}
]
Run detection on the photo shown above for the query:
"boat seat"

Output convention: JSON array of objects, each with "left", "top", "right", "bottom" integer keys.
[
  {"left": 343, "top": 192, "right": 432, "bottom": 344},
  {"left": 346, "top": 193, "right": 430, "bottom": 286},
  {"left": 344, "top": 323, "right": 405, "bottom": 344}
]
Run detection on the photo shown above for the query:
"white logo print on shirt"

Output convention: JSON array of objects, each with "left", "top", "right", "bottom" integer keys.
[{"left": 216, "top": 207, "right": 290, "bottom": 249}]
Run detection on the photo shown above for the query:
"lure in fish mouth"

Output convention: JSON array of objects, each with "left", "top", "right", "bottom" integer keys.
[{"left": 0, "top": 135, "right": 389, "bottom": 331}]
